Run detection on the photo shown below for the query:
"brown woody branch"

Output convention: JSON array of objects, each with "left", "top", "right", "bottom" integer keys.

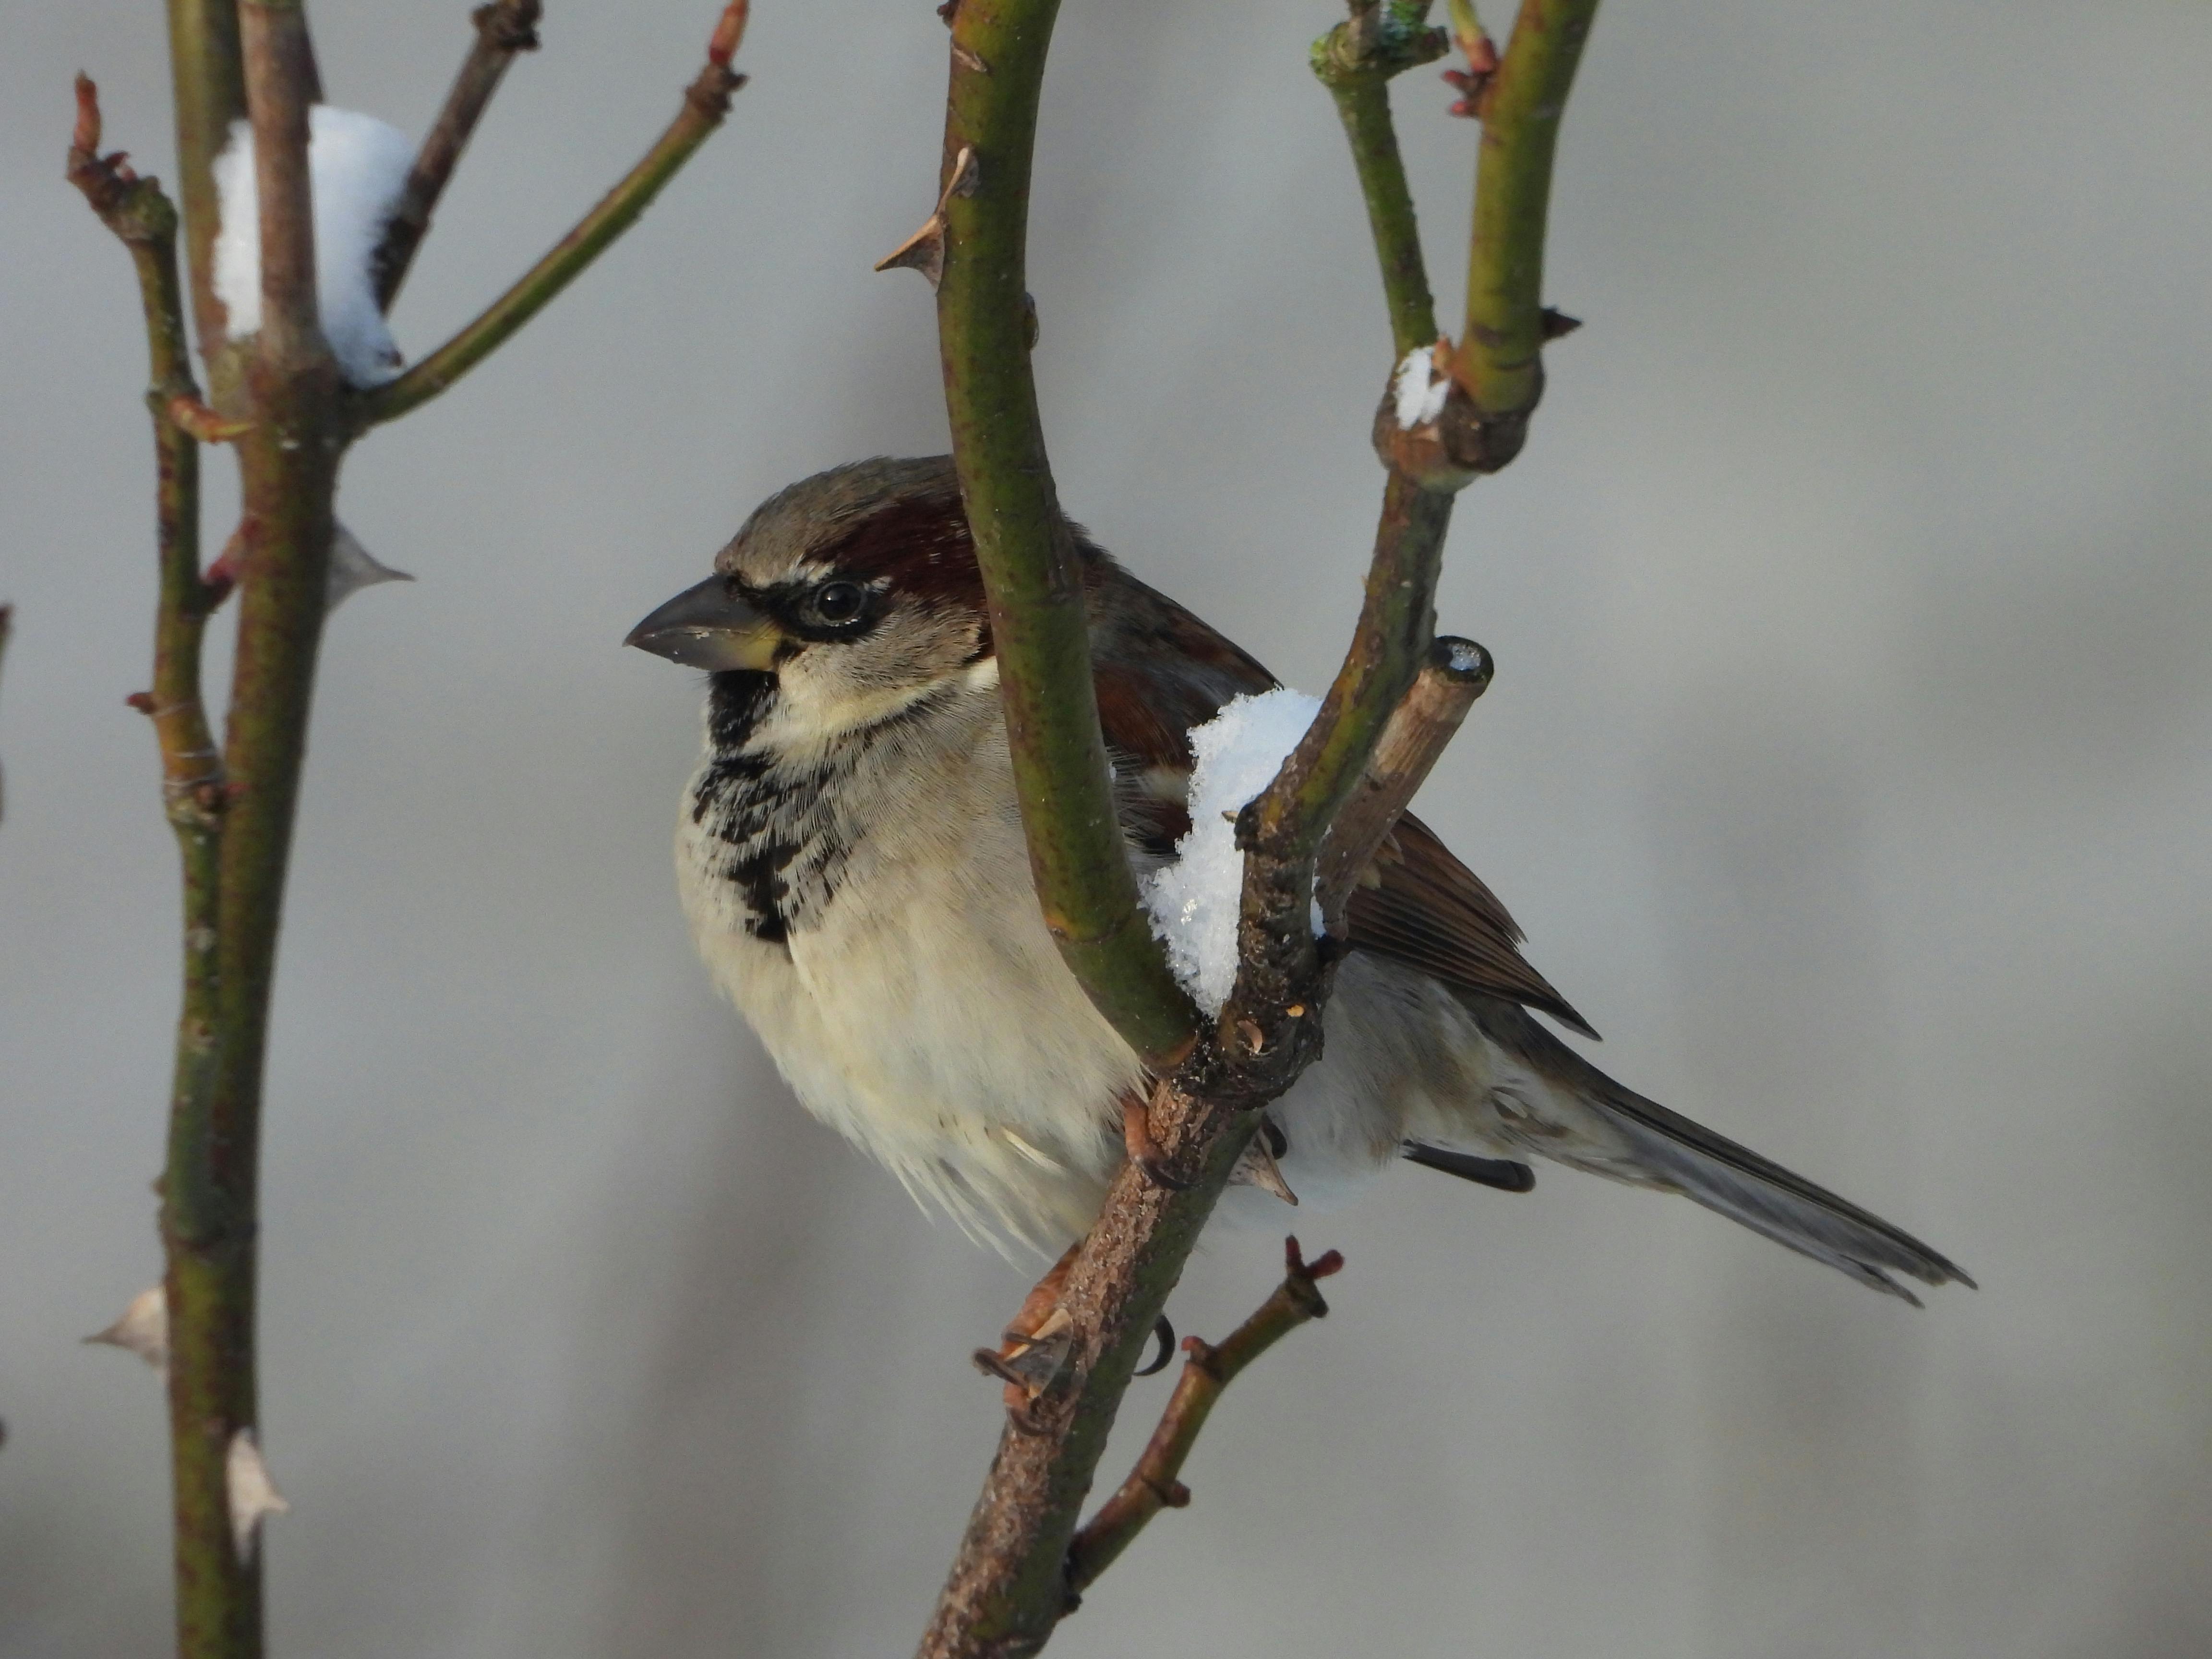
[
  {"left": 354, "top": 0, "right": 749, "bottom": 427},
  {"left": 1064, "top": 1239, "right": 1343, "bottom": 1598},
  {"left": 1313, "top": 633, "right": 1491, "bottom": 932},
  {"left": 371, "top": 0, "right": 543, "bottom": 308},
  {"left": 918, "top": 0, "right": 1602, "bottom": 1652},
  {"left": 239, "top": 0, "right": 325, "bottom": 371},
  {"left": 69, "top": 70, "right": 248, "bottom": 1659}
]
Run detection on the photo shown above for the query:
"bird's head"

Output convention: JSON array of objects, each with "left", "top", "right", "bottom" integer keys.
[{"left": 626, "top": 456, "right": 1004, "bottom": 745}]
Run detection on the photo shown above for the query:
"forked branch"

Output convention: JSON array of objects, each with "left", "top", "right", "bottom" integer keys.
[
  {"left": 355, "top": 0, "right": 751, "bottom": 427},
  {"left": 915, "top": 1, "right": 1603, "bottom": 1653},
  {"left": 372, "top": 0, "right": 544, "bottom": 308},
  {"left": 1064, "top": 1239, "right": 1344, "bottom": 1598},
  {"left": 1313, "top": 634, "right": 1491, "bottom": 933}
]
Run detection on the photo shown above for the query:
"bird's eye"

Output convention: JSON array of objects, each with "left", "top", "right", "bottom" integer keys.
[{"left": 812, "top": 580, "right": 866, "bottom": 625}]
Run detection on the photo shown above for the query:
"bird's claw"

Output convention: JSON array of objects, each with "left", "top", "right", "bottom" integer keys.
[
  {"left": 1133, "top": 1313, "right": 1176, "bottom": 1377},
  {"left": 1122, "top": 1090, "right": 1190, "bottom": 1190}
]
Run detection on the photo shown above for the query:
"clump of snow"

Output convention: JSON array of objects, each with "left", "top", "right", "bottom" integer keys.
[
  {"left": 213, "top": 108, "right": 413, "bottom": 386},
  {"left": 1391, "top": 344, "right": 1450, "bottom": 429},
  {"left": 1142, "top": 687, "right": 1324, "bottom": 1015},
  {"left": 1444, "top": 637, "right": 1486, "bottom": 675}
]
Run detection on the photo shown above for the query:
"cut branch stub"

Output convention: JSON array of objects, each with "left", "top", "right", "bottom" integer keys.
[
  {"left": 1314, "top": 634, "right": 1491, "bottom": 931},
  {"left": 1310, "top": 0, "right": 1449, "bottom": 86}
]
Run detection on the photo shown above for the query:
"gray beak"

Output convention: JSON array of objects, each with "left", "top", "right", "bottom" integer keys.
[{"left": 625, "top": 576, "right": 785, "bottom": 672}]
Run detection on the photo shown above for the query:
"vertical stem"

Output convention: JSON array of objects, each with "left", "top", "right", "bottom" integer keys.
[
  {"left": 164, "top": 0, "right": 248, "bottom": 403},
  {"left": 935, "top": 0, "right": 1195, "bottom": 1070},
  {"left": 1458, "top": 0, "right": 1601, "bottom": 414},
  {"left": 240, "top": 0, "right": 325, "bottom": 368},
  {"left": 168, "top": 5, "right": 341, "bottom": 1654},
  {"left": 1327, "top": 74, "right": 1440, "bottom": 357}
]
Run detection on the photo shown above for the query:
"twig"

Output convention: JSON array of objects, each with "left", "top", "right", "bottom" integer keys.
[
  {"left": 1311, "top": 0, "right": 1447, "bottom": 357},
  {"left": 1312, "top": 634, "right": 1491, "bottom": 932},
  {"left": 69, "top": 69, "right": 252, "bottom": 1659},
  {"left": 926, "top": 0, "right": 1197, "bottom": 1072},
  {"left": 354, "top": 0, "right": 750, "bottom": 427},
  {"left": 240, "top": 0, "right": 325, "bottom": 370},
  {"left": 162, "top": 0, "right": 249, "bottom": 405},
  {"left": 1454, "top": 0, "right": 1602, "bottom": 421},
  {"left": 1063, "top": 1239, "right": 1343, "bottom": 1598},
  {"left": 371, "top": 0, "right": 544, "bottom": 308}
]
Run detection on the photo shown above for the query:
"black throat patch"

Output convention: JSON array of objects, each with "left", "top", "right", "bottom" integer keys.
[{"left": 689, "top": 672, "right": 845, "bottom": 949}]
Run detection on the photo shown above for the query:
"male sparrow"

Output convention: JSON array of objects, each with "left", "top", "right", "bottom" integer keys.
[{"left": 628, "top": 457, "right": 1969, "bottom": 1304}]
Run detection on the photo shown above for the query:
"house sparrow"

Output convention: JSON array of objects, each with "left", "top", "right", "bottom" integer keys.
[{"left": 628, "top": 457, "right": 1969, "bottom": 1305}]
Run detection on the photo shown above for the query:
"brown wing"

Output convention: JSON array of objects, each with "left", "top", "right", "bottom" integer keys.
[
  {"left": 1082, "top": 549, "right": 1595, "bottom": 1037},
  {"left": 1346, "top": 814, "right": 1599, "bottom": 1038}
]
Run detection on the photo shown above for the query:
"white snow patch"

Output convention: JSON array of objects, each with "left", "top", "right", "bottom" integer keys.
[
  {"left": 1141, "top": 687, "right": 1325, "bottom": 1014},
  {"left": 214, "top": 108, "right": 413, "bottom": 385},
  {"left": 1392, "top": 344, "right": 1449, "bottom": 429}
]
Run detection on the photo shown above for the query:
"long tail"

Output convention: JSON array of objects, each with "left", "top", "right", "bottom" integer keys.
[{"left": 1438, "top": 998, "right": 1974, "bottom": 1305}]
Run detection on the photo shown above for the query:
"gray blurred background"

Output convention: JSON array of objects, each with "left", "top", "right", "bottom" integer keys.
[{"left": 4, "top": 1, "right": 2209, "bottom": 1654}]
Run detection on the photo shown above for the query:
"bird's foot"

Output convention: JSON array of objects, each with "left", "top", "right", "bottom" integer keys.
[
  {"left": 1122, "top": 1087, "right": 1189, "bottom": 1190},
  {"left": 973, "top": 1245, "right": 1181, "bottom": 1432},
  {"left": 974, "top": 1243, "right": 1081, "bottom": 1430}
]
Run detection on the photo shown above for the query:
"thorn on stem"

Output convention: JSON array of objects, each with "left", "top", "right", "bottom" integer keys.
[
  {"left": 1539, "top": 306, "right": 1583, "bottom": 340},
  {"left": 873, "top": 147, "right": 979, "bottom": 290},
  {"left": 84, "top": 1284, "right": 168, "bottom": 1370},
  {"left": 1228, "top": 1119, "right": 1298, "bottom": 1205},
  {"left": 125, "top": 692, "right": 157, "bottom": 715},
  {"left": 225, "top": 1429, "right": 289, "bottom": 1563},
  {"left": 166, "top": 396, "right": 254, "bottom": 444}
]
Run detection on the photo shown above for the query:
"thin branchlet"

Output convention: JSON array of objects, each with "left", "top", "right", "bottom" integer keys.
[{"left": 355, "top": 0, "right": 751, "bottom": 428}]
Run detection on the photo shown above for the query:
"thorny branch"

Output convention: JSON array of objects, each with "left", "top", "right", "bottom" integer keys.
[
  {"left": 74, "top": 7, "right": 751, "bottom": 1655},
  {"left": 355, "top": 0, "right": 751, "bottom": 427},
  {"left": 1063, "top": 1239, "right": 1344, "bottom": 1597},
  {"left": 914, "top": 1, "right": 1599, "bottom": 1653},
  {"left": 371, "top": 0, "right": 544, "bottom": 308},
  {"left": 925, "top": 0, "right": 1200, "bottom": 1071},
  {"left": 68, "top": 76, "right": 244, "bottom": 1658}
]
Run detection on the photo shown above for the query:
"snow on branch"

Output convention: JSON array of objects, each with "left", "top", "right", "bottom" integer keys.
[
  {"left": 1142, "top": 688, "right": 1326, "bottom": 1014},
  {"left": 213, "top": 107, "right": 413, "bottom": 385}
]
